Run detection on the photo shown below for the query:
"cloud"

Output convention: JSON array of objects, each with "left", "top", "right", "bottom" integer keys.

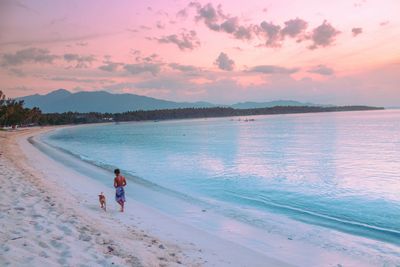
[
  {"left": 233, "top": 25, "right": 253, "bottom": 40},
  {"left": 48, "top": 76, "right": 114, "bottom": 84},
  {"left": 134, "top": 77, "right": 187, "bottom": 90},
  {"left": 63, "top": 53, "right": 96, "bottom": 68},
  {"left": 126, "top": 28, "right": 139, "bottom": 33},
  {"left": 128, "top": 50, "right": 159, "bottom": 63},
  {"left": 100, "top": 63, "right": 400, "bottom": 106},
  {"left": 102, "top": 63, "right": 400, "bottom": 106},
  {"left": 281, "top": 18, "right": 308, "bottom": 38},
  {"left": 189, "top": 2, "right": 254, "bottom": 40},
  {"left": 176, "top": 8, "right": 188, "bottom": 18},
  {"left": 130, "top": 49, "right": 141, "bottom": 56},
  {"left": 101, "top": 81, "right": 175, "bottom": 97},
  {"left": 8, "top": 68, "right": 26, "bottom": 77},
  {"left": 1, "top": 48, "right": 59, "bottom": 66},
  {"left": 220, "top": 17, "right": 238, "bottom": 33},
  {"left": 219, "top": 17, "right": 254, "bottom": 40},
  {"left": 142, "top": 54, "right": 159, "bottom": 62},
  {"left": 6, "top": 86, "right": 32, "bottom": 94},
  {"left": 214, "top": 52, "right": 235, "bottom": 71},
  {"left": 0, "top": 32, "right": 119, "bottom": 47},
  {"left": 76, "top": 41, "right": 88, "bottom": 46},
  {"left": 186, "top": 2, "right": 345, "bottom": 49},
  {"left": 103, "top": 82, "right": 172, "bottom": 97},
  {"left": 123, "top": 63, "right": 161, "bottom": 76},
  {"left": 169, "top": 63, "right": 199, "bottom": 72},
  {"left": 98, "top": 61, "right": 123, "bottom": 72},
  {"left": 195, "top": 3, "right": 222, "bottom": 30},
  {"left": 156, "top": 21, "right": 165, "bottom": 29},
  {"left": 308, "top": 65, "right": 334, "bottom": 75},
  {"left": 354, "top": 0, "right": 367, "bottom": 8},
  {"left": 308, "top": 21, "right": 341, "bottom": 49},
  {"left": 257, "top": 18, "right": 308, "bottom": 47},
  {"left": 49, "top": 16, "right": 68, "bottom": 26},
  {"left": 259, "top": 21, "right": 282, "bottom": 47},
  {"left": 140, "top": 25, "right": 152, "bottom": 30},
  {"left": 380, "top": 21, "right": 389, "bottom": 27},
  {"left": 156, "top": 30, "right": 200, "bottom": 50},
  {"left": 0, "top": 0, "right": 36, "bottom": 13},
  {"left": 248, "top": 65, "right": 299, "bottom": 74},
  {"left": 352, "top": 27, "right": 363, "bottom": 37}
]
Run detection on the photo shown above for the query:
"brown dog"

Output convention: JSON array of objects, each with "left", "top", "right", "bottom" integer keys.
[{"left": 98, "top": 192, "right": 106, "bottom": 211}]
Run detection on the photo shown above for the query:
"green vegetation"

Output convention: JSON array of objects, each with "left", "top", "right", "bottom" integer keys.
[
  {"left": 0, "top": 91, "right": 42, "bottom": 128},
  {"left": 0, "top": 90, "right": 384, "bottom": 127}
]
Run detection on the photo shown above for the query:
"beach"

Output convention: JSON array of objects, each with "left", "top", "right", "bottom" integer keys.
[
  {"left": 2, "top": 0, "right": 399, "bottom": 265},
  {"left": 1, "top": 122, "right": 399, "bottom": 267},
  {"left": 0, "top": 127, "right": 292, "bottom": 267}
]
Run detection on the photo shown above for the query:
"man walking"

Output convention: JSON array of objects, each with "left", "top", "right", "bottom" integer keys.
[{"left": 113, "top": 169, "right": 127, "bottom": 212}]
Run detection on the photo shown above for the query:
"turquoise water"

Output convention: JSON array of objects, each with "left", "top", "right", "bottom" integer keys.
[{"left": 44, "top": 110, "right": 400, "bottom": 245}]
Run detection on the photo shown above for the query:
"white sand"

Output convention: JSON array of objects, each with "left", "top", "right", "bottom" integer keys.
[{"left": 0, "top": 127, "right": 292, "bottom": 267}]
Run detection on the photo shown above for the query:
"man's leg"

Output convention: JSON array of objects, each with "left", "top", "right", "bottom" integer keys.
[{"left": 118, "top": 200, "right": 124, "bottom": 212}]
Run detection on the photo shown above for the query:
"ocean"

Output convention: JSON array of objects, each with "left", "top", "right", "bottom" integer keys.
[{"left": 41, "top": 109, "right": 400, "bottom": 260}]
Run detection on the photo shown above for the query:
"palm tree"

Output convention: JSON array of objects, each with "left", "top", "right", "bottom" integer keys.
[
  {"left": 0, "top": 91, "right": 42, "bottom": 127},
  {"left": 24, "top": 107, "right": 42, "bottom": 125},
  {"left": 0, "top": 90, "right": 7, "bottom": 127}
]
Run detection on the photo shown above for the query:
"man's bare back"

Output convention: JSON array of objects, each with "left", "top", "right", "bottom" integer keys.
[{"left": 114, "top": 175, "right": 126, "bottom": 188}]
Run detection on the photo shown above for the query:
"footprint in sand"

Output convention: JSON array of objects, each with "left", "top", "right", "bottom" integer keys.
[
  {"left": 1, "top": 245, "right": 10, "bottom": 252},
  {"left": 57, "top": 257, "right": 68, "bottom": 265},
  {"left": 50, "top": 239, "right": 65, "bottom": 250},
  {"left": 34, "top": 223, "right": 44, "bottom": 231},
  {"left": 61, "top": 249, "right": 72, "bottom": 258},
  {"left": 79, "top": 233, "right": 92, "bottom": 242},
  {"left": 39, "top": 251, "right": 48, "bottom": 258},
  {"left": 57, "top": 225, "right": 72, "bottom": 236},
  {"left": 38, "top": 241, "right": 49, "bottom": 249}
]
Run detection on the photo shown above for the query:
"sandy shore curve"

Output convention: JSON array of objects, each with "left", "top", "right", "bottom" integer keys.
[{"left": 0, "top": 127, "right": 292, "bottom": 267}]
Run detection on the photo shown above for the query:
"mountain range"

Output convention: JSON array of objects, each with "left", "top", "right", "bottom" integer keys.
[{"left": 18, "top": 89, "right": 321, "bottom": 113}]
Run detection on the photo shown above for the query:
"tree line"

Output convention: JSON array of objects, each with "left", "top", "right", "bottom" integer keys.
[
  {"left": 0, "top": 90, "right": 384, "bottom": 127},
  {"left": 40, "top": 105, "right": 383, "bottom": 125},
  {"left": 0, "top": 90, "right": 42, "bottom": 128}
]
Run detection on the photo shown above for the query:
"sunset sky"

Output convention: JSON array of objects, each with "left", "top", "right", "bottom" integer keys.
[{"left": 1, "top": 0, "right": 399, "bottom": 106}]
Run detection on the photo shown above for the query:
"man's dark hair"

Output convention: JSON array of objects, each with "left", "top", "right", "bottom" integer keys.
[{"left": 114, "top": 169, "right": 120, "bottom": 175}]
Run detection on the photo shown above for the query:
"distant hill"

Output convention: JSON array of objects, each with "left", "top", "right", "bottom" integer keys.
[
  {"left": 18, "top": 89, "right": 323, "bottom": 113},
  {"left": 18, "top": 89, "right": 217, "bottom": 113},
  {"left": 231, "top": 100, "right": 320, "bottom": 109}
]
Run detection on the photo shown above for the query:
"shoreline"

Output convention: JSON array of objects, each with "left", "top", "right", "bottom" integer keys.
[
  {"left": 1, "top": 126, "right": 292, "bottom": 266},
  {"left": 2, "top": 124, "right": 399, "bottom": 266}
]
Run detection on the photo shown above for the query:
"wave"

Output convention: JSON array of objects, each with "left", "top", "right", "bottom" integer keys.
[{"left": 230, "top": 193, "right": 400, "bottom": 245}]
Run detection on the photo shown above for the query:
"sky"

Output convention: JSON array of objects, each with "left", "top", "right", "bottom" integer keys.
[{"left": 0, "top": 0, "right": 399, "bottom": 106}]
